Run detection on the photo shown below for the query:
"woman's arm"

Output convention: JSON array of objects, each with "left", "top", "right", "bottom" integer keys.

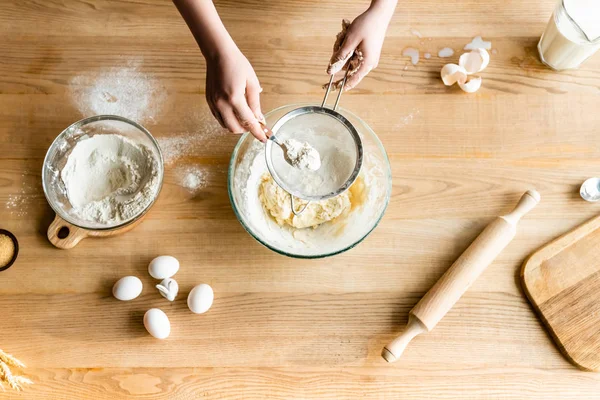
[
  {"left": 173, "top": 0, "right": 266, "bottom": 141},
  {"left": 173, "top": 0, "right": 236, "bottom": 60}
]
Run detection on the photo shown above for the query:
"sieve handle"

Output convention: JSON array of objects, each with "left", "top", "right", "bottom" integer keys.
[
  {"left": 291, "top": 196, "right": 310, "bottom": 216},
  {"left": 322, "top": 68, "right": 351, "bottom": 111}
]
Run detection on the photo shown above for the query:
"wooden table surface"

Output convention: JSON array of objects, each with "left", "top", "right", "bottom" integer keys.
[{"left": 2, "top": 0, "right": 600, "bottom": 398}]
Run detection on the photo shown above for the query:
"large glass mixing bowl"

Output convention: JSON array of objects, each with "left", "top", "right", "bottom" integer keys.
[{"left": 228, "top": 104, "right": 392, "bottom": 258}]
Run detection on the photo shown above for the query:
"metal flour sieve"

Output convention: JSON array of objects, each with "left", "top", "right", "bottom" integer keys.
[{"left": 265, "top": 69, "right": 364, "bottom": 215}]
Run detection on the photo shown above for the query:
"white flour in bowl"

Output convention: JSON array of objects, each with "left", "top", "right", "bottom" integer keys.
[{"left": 61, "top": 134, "right": 161, "bottom": 224}]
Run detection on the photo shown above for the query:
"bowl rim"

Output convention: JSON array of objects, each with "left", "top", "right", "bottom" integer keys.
[
  {"left": 227, "top": 103, "right": 392, "bottom": 259},
  {"left": 42, "top": 115, "right": 164, "bottom": 231}
]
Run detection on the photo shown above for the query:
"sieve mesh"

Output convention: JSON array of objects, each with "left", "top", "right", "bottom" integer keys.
[{"left": 265, "top": 106, "right": 362, "bottom": 201}]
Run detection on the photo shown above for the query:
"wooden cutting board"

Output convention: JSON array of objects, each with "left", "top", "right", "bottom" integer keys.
[{"left": 521, "top": 215, "right": 600, "bottom": 372}]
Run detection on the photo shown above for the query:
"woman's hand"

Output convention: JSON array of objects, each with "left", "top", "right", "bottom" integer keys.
[
  {"left": 206, "top": 48, "right": 266, "bottom": 142},
  {"left": 328, "top": 0, "right": 396, "bottom": 91}
]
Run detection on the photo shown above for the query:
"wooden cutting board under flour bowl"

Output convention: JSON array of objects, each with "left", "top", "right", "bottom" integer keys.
[{"left": 521, "top": 214, "right": 600, "bottom": 371}]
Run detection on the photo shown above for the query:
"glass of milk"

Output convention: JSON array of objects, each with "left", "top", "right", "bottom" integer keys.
[{"left": 538, "top": 0, "right": 600, "bottom": 70}]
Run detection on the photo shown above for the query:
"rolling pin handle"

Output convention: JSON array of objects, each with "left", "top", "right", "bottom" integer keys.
[
  {"left": 501, "top": 190, "right": 540, "bottom": 226},
  {"left": 382, "top": 315, "right": 427, "bottom": 363}
]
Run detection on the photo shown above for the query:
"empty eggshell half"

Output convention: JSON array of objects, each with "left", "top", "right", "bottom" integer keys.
[
  {"left": 458, "top": 48, "right": 490, "bottom": 74},
  {"left": 156, "top": 278, "right": 179, "bottom": 302},
  {"left": 441, "top": 64, "right": 468, "bottom": 86},
  {"left": 458, "top": 76, "right": 482, "bottom": 93}
]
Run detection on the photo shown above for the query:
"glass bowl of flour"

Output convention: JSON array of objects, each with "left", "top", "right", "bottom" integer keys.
[
  {"left": 228, "top": 104, "right": 392, "bottom": 258},
  {"left": 43, "top": 115, "right": 164, "bottom": 231}
]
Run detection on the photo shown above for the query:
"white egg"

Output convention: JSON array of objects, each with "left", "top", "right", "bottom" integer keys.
[
  {"left": 112, "top": 276, "right": 143, "bottom": 301},
  {"left": 148, "top": 256, "right": 180, "bottom": 280},
  {"left": 187, "top": 284, "right": 214, "bottom": 314},
  {"left": 143, "top": 308, "right": 171, "bottom": 339}
]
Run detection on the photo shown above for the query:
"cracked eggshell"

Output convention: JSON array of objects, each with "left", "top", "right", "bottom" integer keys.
[
  {"left": 458, "top": 48, "right": 490, "bottom": 74},
  {"left": 112, "top": 276, "right": 143, "bottom": 301},
  {"left": 187, "top": 284, "right": 214, "bottom": 314},
  {"left": 156, "top": 278, "right": 179, "bottom": 302},
  {"left": 148, "top": 256, "right": 179, "bottom": 280},
  {"left": 458, "top": 76, "right": 482, "bottom": 93},
  {"left": 441, "top": 64, "right": 468, "bottom": 86},
  {"left": 144, "top": 308, "right": 171, "bottom": 339}
]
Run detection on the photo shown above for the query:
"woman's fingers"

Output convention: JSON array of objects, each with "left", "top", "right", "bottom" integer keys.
[
  {"left": 208, "top": 102, "right": 225, "bottom": 128},
  {"left": 218, "top": 105, "right": 245, "bottom": 134},
  {"left": 344, "top": 51, "right": 378, "bottom": 91},
  {"left": 344, "top": 64, "right": 372, "bottom": 91},
  {"left": 328, "top": 34, "right": 360, "bottom": 75},
  {"left": 211, "top": 92, "right": 266, "bottom": 142},
  {"left": 246, "top": 79, "right": 265, "bottom": 124},
  {"left": 209, "top": 79, "right": 266, "bottom": 142},
  {"left": 232, "top": 97, "right": 267, "bottom": 142}
]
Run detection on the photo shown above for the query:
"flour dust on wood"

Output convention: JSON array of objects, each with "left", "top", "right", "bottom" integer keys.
[{"left": 69, "top": 59, "right": 166, "bottom": 125}]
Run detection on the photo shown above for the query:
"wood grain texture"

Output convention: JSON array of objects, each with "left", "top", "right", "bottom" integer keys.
[
  {"left": 1, "top": 0, "right": 600, "bottom": 398},
  {"left": 522, "top": 215, "right": 600, "bottom": 372}
]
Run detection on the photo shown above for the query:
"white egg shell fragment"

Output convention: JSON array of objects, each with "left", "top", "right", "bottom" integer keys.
[
  {"left": 458, "top": 49, "right": 490, "bottom": 74},
  {"left": 112, "top": 276, "right": 143, "bottom": 301},
  {"left": 187, "top": 284, "right": 214, "bottom": 314},
  {"left": 458, "top": 76, "right": 483, "bottom": 93},
  {"left": 148, "top": 256, "right": 179, "bottom": 280},
  {"left": 143, "top": 308, "right": 171, "bottom": 339},
  {"left": 441, "top": 64, "right": 467, "bottom": 86},
  {"left": 156, "top": 278, "right": 179, "bottom": 302}
]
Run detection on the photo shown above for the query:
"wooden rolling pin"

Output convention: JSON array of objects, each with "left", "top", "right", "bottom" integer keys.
[{"left": 382, "top": 190, "right": 540, "bottom": 363}]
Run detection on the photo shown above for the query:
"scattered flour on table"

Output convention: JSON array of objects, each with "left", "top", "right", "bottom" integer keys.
[
  {"left": 380, "top": 107, "right": 420, "bottom": 130},
  {"left": 60, "top": 134, "right": 161, "bottom": 225},
  {"left": 69, "top": 60, "right": 165, "bottom": 124},
  {"left": 157, "top": 111, "right": 227, "bottom": 165},
  {"left": 175, "top": 165, "right": 208, "bottom": 194},
  {"left": 6, "top": 194, "right": 28, "bottom": 217},
  {"left": 156, "top": 110, "right": 227, "bottom": 194},
  {"left": 398, "top": 109, "right": 420, "bottom": 128},
  {"left": 5, "top": 172, "right": 40, "bottom": 217},
  {"left": 183, "top": 172, "right": 204, "bottom": 191},
  {"left": 424, "top": 52, "right": 432, "bottom": 59}
]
